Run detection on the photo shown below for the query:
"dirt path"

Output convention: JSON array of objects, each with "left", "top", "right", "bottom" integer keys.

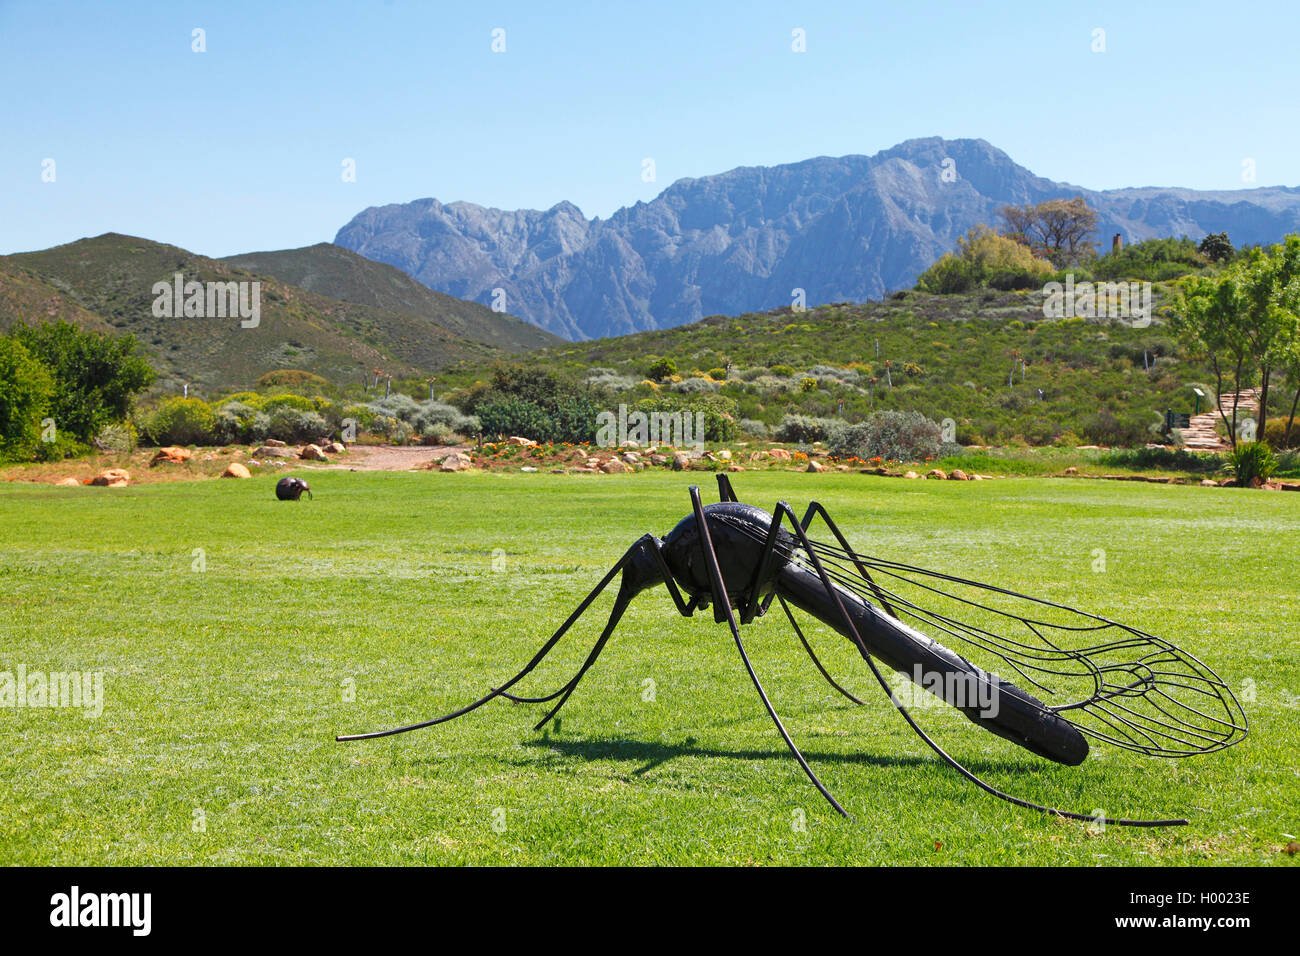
[{"left": 323, "top": 444, "right": 467, "bottom": 471}]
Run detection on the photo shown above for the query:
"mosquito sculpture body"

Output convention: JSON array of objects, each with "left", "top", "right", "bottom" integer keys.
[{"left": 338, "top": 476, "right": 1246, "bottom": 826}]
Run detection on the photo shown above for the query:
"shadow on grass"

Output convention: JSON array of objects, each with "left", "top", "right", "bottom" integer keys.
[{"left": 520, "top": 733, "right": 1056, "bottom": 780}]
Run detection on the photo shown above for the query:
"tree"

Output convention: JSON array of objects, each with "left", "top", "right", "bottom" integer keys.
[
  {"left": 999, "top": 196, "right": 1099, "bottom": 265},
  {"left": 1170, "top": 273, "right": 1252, "bottom": 451},
  {"left": 1234, "top": 236, "right": 1300, "bottom": 441},
  {"left": 0, "top": 336, "right": 54, "bottom": 460},
  {"left": 915, "top": 224, "right": 1051, "bottom": 293},
  {"left": 9, "top": 321, "right": 154, "bottom": 443},
  {"left": 1198, "top": 232, "right": 1234, "bottom": 263}
]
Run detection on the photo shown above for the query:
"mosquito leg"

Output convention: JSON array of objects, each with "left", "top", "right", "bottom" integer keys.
[
  {"left": 798, "top": 502, "right": 899, "bottom": 619},
  {"left": 772, "top": 503, "right": 1186, "bottom": 827},
  {"left": 530, "top": 588, "right": 632, "bottom": 731},
  {"left": 777, "top": 595, "right": 865, "bottom": 706},
  {"left": 688, "top": 485, "right": 851, "bottom": 819},
  {"left": 335, "top": 541, "right": 638, "bottom": 742}
]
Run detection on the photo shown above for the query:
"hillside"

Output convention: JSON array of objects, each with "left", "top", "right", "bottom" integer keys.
[
  {"left": 0, "top": 234, "right": 518, "bottom": 391},
  {"left": 335, "top": 137, "right": 1300, "bottom": 340},
  {"left": 433, "top": 288, "right": 1213, "bottom": 447},
  {"left": 221, "top": 242, "right": 561, "bottom": 352}
]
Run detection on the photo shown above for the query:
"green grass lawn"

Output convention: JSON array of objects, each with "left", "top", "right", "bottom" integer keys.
[{"left": 1, "top": 471, "right": 1296, "bottom": 865}]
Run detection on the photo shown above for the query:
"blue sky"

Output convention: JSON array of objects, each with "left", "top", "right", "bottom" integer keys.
[{"left": 2, "top": 0, "right": 1295, "bottom": 257}]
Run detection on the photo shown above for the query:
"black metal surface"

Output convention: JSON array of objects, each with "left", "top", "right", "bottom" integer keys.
[
  {"left": 275, "top": 476, "right": 312, "bottom": 500},
  {"left": 336, "top": 474, "right": 1246, "bottom": 828}
]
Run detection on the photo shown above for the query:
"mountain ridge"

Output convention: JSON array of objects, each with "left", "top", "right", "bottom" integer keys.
[{"left": 335, "top": 137, "right": 1300, "bottom": 340}]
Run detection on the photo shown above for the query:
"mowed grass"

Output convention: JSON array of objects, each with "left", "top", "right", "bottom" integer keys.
[{"left": 1, "top": 471, "right": 1296, "bottom": 866}]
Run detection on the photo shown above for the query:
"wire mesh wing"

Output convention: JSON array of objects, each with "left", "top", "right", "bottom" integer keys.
[{"left": 799, "top": 537, "right": 1248, "bottom": 758}]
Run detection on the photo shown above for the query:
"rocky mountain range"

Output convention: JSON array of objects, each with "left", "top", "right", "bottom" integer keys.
[{"left": 335, "top": 137, "right": 1300, "bottom": 340}]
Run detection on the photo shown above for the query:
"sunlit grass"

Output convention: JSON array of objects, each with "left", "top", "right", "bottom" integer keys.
[{"left": 1, "top": 471, "right": 1296, "bottom": 865}]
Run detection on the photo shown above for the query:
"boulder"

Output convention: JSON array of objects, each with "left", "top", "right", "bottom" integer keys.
[
  {"left": 1064, "top": 466, "right": 1079, "bottom": 475},
  {"left": 325, "top": 442, "right": 346, "bottom": 454},
  {"left": 650, "top": 454, "right": 668, "bottom": 466},
  {"left": 949, "top": 469, "right": 970, "bottom": 481},
  {"left": 903, "top": 471, "right": 920, "bottom": 479},
  {"left": 926, "top": 469, "right": 948, "bottom": 480},
  {"left": 717, "top": 449, "right": 732, "bottom": 461},
  {"left": 807, "top": 460, "right": 825, "bottom": 473},
  {"left": 600, "top": 459, "right": 632, "bottom": 474},
  {"left": 727, "top": 464, "right": 744, "bottom": 472},
  {"left": 222, "top": 462, "right": 251, "bottom": 479},
  {"left": 621, "top": 451, "right": 640, "bottom": 464},
  {"left": 1200, "top": 479, "right": 1218, "bottom": 487},
  {"left": 300, "top": 444, "right": 328, "bottom": 461},
  {"left": 263, "top": 439, "right": 287, "bottom": 448},
  {"left": 253, "top": 445, "right": 295, "bottom": 459},
  {"left": 55, "top": 477, "right": 81, "bottom": 487},
  {"left": 439, "top": 452, "right": 473, "bottom": 472},
  {"left": 90, "top": 468, "right": 129, "bottom": 487},
  {"left": 507, "top": 436, "right": 536, "bottom": 447},
  {"left": 150, "top": 446, "right": 192, "bottom": 466},
  {"left": 672, "top": 453, "right": 689, "bottom": 471},
  {"left": 769, "top": 449, "right": 792, "bottom": 462}
]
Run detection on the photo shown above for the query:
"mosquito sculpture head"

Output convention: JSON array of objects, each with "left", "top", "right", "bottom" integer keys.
[{"left": 338, "top": 474, "right": 1247, "bottom": 829}]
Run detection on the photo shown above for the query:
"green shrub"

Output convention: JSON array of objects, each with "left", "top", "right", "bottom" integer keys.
[
  {"left": 212, "top": 401, "right": 268, "bottom": 444},
  {"left": 646, "top": 358, "right": 677, "bottom": 382},
  {"left": 1263, "top": 417, "right": 1299, "bottom": 450},
  {"left": 828, "top": 411, "right": 944, "bottom": 461},
  {"left": 93, "top": 421, "right": 137, "bottom": 454},
  {"left": 774, "top": 414, "right": 845, "bottom": 443},
  {"left": 412, "top": 401, "right": 478, "bottom": 436},
  {"left": 9, "top": 320, "right": 154, "bottom": 443},
  {"left": 1226, "top": 441, "right": 1278, "bottom": 486},
  {"left": 266, "top": 408, "right": 328, "bottom": 443},
  {"left": 145, "top": 398, "right": 216, "bottom": 446},
  {"left": 262, "top": 393, "right": 319, "bottom": 414},
  {"left": 478, "top": 397, "right": 557, "bottom": 441},
  {"left": 632, "top": 393, "right": 739, "bottom": 443},
  {"left": 1082, "top": 408, "right": 1150, "bottom": 447},
  {"left": 673, "top": 377, "right": 720, "bottom": 393},
  {"left": 0, "top": 336, "right": 54, "bottom": 461},
  {"left": 707, "top": 367, "right": 727, "bottom": 381}
]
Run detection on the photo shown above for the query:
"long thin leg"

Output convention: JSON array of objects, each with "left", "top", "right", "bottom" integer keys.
[
  {"left": 500, "top": 535, "right": 697, "bottom": 709},
  {"left": 778, "top": 595, "right": 866, "bottom": 706},
  {"left": 689, "top": 485, "right": 851, "bottom": 819},
  {"left": 770, "top": 501, "right": 1186, "bottom": 827},
  {"left": 335, "top": 542, "right": 638, "bottom": 742},
  {"left": 531, "top": 591, "right": 630, "bottom": 731},
  {"left": 798, "top": 502, "right": 899, "bottom": 619}
]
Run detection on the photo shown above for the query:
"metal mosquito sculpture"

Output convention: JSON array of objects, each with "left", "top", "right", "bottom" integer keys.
[{"left": 338, "top": 476, "right": 1247, "bottom": 826}]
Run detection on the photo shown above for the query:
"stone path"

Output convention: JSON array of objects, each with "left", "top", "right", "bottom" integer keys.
[{"left": 1178, "top": 389, "right": 1261, "bottom": 451}]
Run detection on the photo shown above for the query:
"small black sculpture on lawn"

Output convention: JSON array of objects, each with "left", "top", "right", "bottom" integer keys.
[
  {"left": 338, "top": 475, "right": 1246, "bottom": 826},
  {"left": 275, "top": 476, "right": 312, "bottom": 500}
]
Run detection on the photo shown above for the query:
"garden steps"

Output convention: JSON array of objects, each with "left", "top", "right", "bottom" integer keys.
[{"left": 1177, "top": 388, "right": 1261, "bottom": 451}]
